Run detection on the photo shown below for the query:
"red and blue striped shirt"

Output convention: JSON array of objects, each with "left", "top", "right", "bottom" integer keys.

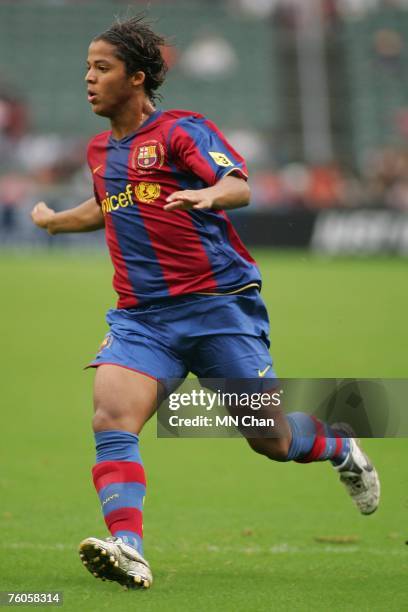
[{"left": 87, "top": 109, "right": 261, "bottom": 308}]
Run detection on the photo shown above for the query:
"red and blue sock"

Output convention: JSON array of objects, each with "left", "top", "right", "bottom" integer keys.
[
  {"left": 286, "top": 412, "right": 350, "bottom": 465},
  {"left": 92, "top": 430, "right": 146, "bottom": 555}
]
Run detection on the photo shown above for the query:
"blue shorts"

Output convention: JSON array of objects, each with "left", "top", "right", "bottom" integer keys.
[{"left": 88, "top": 288, "right": 275, "bottom": 386}]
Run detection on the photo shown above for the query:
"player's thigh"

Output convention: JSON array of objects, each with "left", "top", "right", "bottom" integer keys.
[
  {"left": 93, "top": 364, "right": 166, "bottom": 435},
  {"left": 89, "top": 310, "right": 188, "bottom": 434},
  {"left": 191, "top": 334, "right": 274, "bottom": 380},
  {"left": 191, "top": 334, "right": 291, "bottom": 456},
  {"left": 191, "top": 333, "right": 277, "bottom": 425}
]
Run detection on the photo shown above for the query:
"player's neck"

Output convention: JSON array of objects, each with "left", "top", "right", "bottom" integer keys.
[{"left": 110, "top": 98, "right": 156, "bottom": 140}]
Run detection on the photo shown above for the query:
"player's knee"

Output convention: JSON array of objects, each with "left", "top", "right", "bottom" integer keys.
[
  {"left": 247, "top": 436, "right": 291, "bottom": 462},
  {"left": 93, "top": 407, "right": 114, "bottom": 432},
  {"left": 92, "top": 391, "right": 152, "bottom": 435},
  {"left": 92, "top": 396, "right": 124, "bottom": 432},
  {"left": 93, "top": 409, "right": 112, "bottom": 432}
]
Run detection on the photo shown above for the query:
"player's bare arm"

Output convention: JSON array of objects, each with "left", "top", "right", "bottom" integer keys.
[
  {"left": 164, "top": 175, "right": 250, "bottom": 212},
  {"left": 31, "top": 197, "right": 104, "bottom": 234}
]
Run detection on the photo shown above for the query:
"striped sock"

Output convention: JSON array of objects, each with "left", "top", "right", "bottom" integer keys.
[
  {"left": 286, "top": 412, "right": 350, "bottom": 465},
  {"left": 92, "top": 430, "right": 146, "bottom": 555}
]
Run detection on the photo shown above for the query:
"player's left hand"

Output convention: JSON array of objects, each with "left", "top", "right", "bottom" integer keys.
[{"left": 164, "top": 189, "right": 214, "bottom": 211}]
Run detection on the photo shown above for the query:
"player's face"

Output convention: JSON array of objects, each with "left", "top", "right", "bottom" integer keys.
[{"left": 86, "top": 40, "right": 144, "bottom": 118}]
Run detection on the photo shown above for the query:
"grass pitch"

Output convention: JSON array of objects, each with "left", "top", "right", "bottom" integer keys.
[{"left": 1, "top": 249, "right": 407, "bottom": 611}]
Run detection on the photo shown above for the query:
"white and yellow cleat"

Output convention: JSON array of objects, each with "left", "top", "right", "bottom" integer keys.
[
  {"left": 335, "top": 437, "right": 380, "bottom": 515},
  {"left": 79, "top": 536, "right": 152, "bottom": 590}
]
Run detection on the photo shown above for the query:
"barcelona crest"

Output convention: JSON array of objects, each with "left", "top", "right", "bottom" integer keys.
[
  {"left": 133, "top": 140, "right": 165, "bottom": 171},
  {"left": 138, "top": 145, "right": 157, "bottom": 168}
]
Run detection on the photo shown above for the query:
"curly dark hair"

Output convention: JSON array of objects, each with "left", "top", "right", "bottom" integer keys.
[{"left": 94, "top": 16, "right": 168, "bottom": 103}]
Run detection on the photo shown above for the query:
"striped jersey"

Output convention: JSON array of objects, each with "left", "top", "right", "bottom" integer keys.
[{"left": 87, "top": 109, "right": 261, "bottom": 308}]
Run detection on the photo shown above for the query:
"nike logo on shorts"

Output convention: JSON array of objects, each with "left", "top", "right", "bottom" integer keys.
[{"left": 258, "top": 365, "right": 271, "bottom": 378}]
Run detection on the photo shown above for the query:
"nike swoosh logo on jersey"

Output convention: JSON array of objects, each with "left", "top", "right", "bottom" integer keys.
[
  {"left": 258, "top": 365, "right": 271, "bottom": 378},
  {"left": 93, "top": 164, "right": 103, "bottom": 174}
]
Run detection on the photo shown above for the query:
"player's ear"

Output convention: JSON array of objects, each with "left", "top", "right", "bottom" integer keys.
[{"left": 132, "top": 71, "right": 146, "bottom": 88}]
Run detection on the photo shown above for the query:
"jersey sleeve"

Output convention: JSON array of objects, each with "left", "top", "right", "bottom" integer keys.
[
  {"left": 92, "top": 185, "right": 101, "bottom": 206},
  {"left": 86, "top": 140, "right": 101, "bottom": 205},
  {"left": 170, "top": 116, "right": 248, "bottom": 186}
]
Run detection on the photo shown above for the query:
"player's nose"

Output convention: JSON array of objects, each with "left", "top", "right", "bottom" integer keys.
[{"left": 85, "top": 68, "right": 96, "bottom": 83}]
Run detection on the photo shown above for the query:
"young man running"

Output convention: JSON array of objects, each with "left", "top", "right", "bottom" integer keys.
[{"left": 31, "top": 17, "right": 380, "bottom": 591}]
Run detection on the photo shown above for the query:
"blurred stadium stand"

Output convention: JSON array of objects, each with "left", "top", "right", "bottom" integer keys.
[
  {"left": 340, "top": 4, "right": 408, "bottom": 166},
  {"left": 0, "top": 0, "right": 407, "bottom": 251},
  {"left": 0, "top": 1, "right": 276, "bottom": 135}
]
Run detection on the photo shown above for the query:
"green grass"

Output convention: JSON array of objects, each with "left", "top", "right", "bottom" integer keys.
[{"left": 1, "top": 250, "right": 408, "bottom": 611}]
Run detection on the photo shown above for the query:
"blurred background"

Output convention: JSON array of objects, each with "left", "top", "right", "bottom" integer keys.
[{"left": 0, "top": 0, "right": 407, "bottom": 253}]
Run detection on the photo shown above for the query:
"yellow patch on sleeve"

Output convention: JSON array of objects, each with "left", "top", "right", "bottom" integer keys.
[{"left": 209, "top": 151, "right": 234, "bottom": 168}]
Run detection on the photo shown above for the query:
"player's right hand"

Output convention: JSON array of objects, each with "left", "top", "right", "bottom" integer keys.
[{"left": 31, "top": 202, "right": 56, "bottom": 233}]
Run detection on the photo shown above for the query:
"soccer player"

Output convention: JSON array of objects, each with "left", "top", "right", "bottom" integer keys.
[{"left": 31, "top": 17, "right": 380, "bottom": 591}]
